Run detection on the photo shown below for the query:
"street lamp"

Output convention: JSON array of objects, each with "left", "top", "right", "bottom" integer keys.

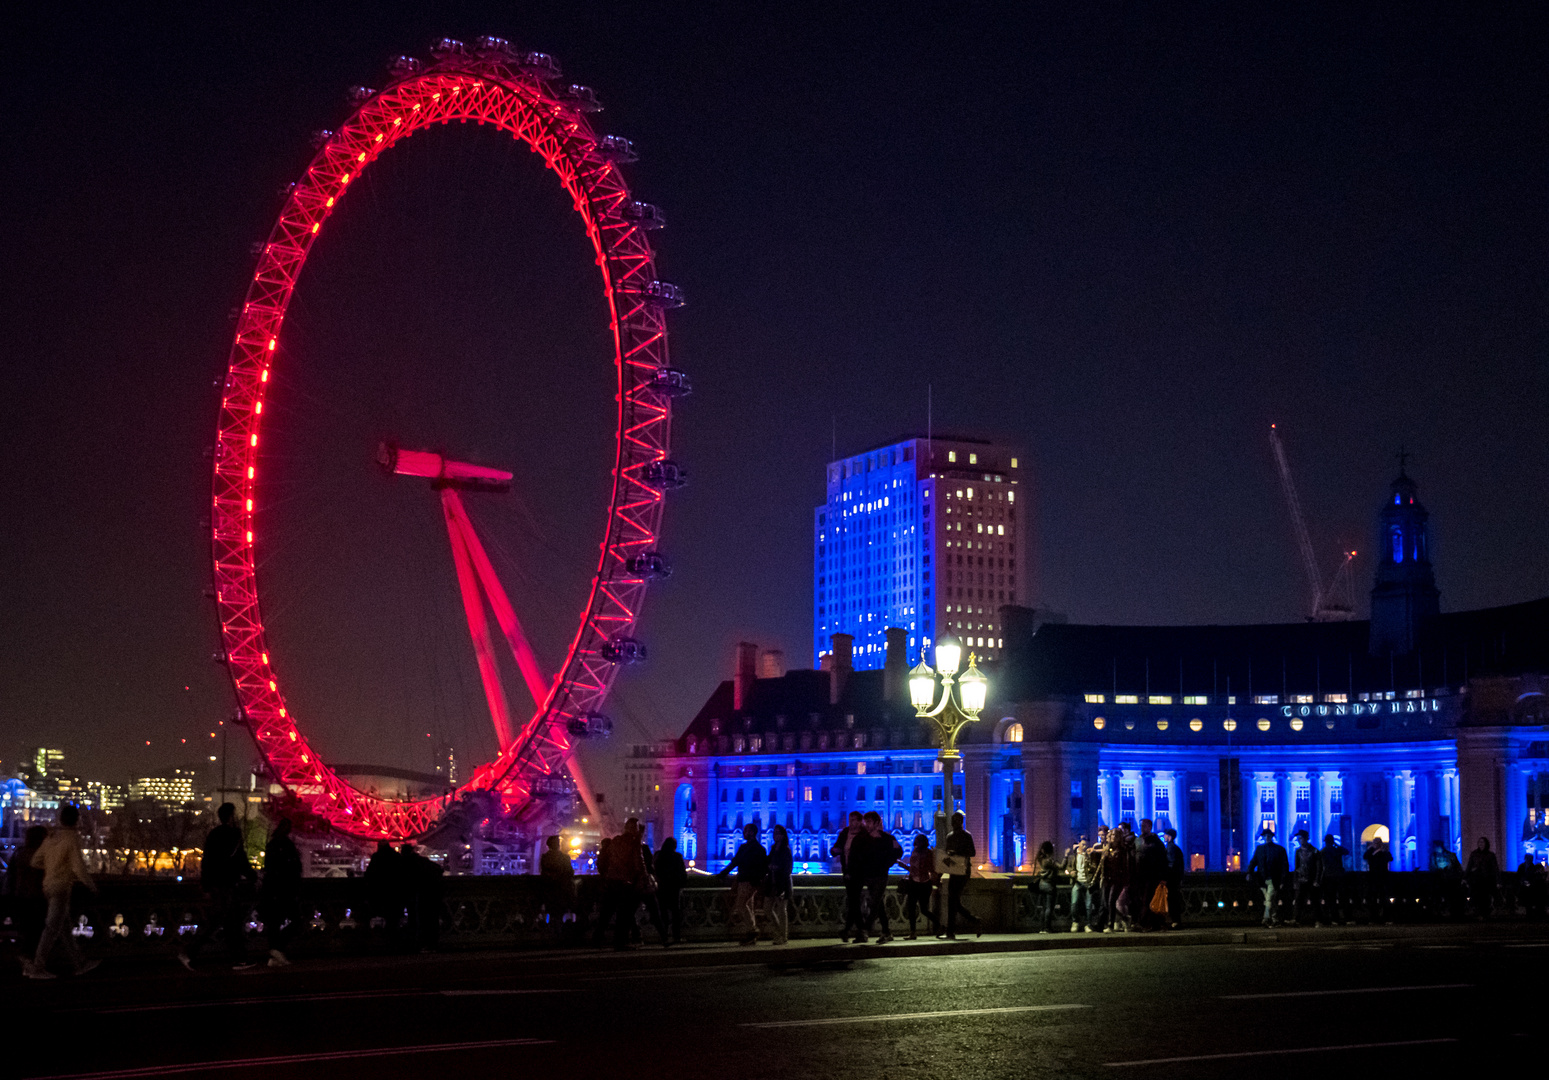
[{"left": 909, "top": 634, "right": 988, "bottom": 855}]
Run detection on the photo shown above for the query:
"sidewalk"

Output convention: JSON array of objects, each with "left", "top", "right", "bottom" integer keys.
[{"left": 41, "top": 919, "right": 1541, "bottom": 986}]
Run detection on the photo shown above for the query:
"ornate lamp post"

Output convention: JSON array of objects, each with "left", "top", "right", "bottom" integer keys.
[{"left": 908, "top": 634, "right": 988, "bottom": 856}]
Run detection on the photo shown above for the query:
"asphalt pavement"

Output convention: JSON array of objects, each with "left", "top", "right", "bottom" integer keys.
[{"left": 10, "top": 927, "right": 1539, "bottom": 1078}]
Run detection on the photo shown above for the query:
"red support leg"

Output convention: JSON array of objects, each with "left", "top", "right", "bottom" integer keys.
[
  {"left": 441, "top": 490, "right": 551, "bottom": 709},
  {"left": 441, "top": 489, "right": 516, "bottom": 750}
]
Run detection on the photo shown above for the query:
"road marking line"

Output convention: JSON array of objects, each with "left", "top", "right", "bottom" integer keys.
[
  {"left": 742, "top": 1004, "right": 1089, "bottom": 1028},
  {"left": 24, "top": 1039, "right": 554, "bottom": 1079},
  {"left": 440, "top": 989, "right": 580, "bottom": 996},
  {"left": 1220, "top": 983, "right": 1471, "bottom": 1000},
  {"left": 95, "top": 989, "right": 429, "bottom": 1013},
  {"left": 581, "top": 966, "right": 752, "bottom": 981},
  {"left": 1104, "top": 1038, "right": 1456, "bottom": 1066}
]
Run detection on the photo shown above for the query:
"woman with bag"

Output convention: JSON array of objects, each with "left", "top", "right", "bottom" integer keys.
[
  {"left": 900, "top": 834, "right": 940, "bottom": 939},
  {"left": 1030, "top": 840, "right": 1064, "bottom": 933}
]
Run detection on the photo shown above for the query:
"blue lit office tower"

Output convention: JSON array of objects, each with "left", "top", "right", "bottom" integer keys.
[{"left": 814, "top": 436, "right": 1028, "bottom": 669}]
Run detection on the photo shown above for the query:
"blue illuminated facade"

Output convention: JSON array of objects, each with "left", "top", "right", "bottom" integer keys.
[
  {"left": 668, "top": 467, "right": 1549, "bottom": 875},
  {"left": 814, "top": 436, "right": 1026, "bottom": 670}
]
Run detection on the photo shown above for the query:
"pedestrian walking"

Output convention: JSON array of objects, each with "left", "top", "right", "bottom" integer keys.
[
  {"left": 1100, "top": 823, "right": 1134, "bottom": 932},
  {"left": 716, "top": 823, "right": 767, "bottom": 945},
  {"left": 539, "top": 835, "right": 576, "bottom": 934},
  {"left": 655, "top": 837, "right": 688, "bottom": 945},
  {"left": 1134, "top": 819, "right": 1168, "bottom": 931},
  {"left": 602, "top": 824, "right": 648, "bottom": 950},
  {"left": 25, "top": 806, "right": 98, "bottom": 979},
  {"left": 1465, "top": 837, "right": 1499, "bottom": 919},
  {"left": 900, "top": 834, "right": 940, "bottom": 939},
  {"left": 399, "top": 843, "right": 445, "bottom": 951},
  {"left": 1289, "top": 830, "right": 1321, "bottom": 925},
  {"left": 1318, "top": 834, "right": 1349, "bottom": 924},
  {"left": 364, "top": 839, "right": 403, "bottom": 945},
  {"left": 939, "top": 812, "right": 981, "bottom": 939},
  {"left": 1429, "top": 839, "right": 1465, "bottom": 920},
  {"left": 1029, "top": 840, "right": 1063, "bottom": 933},
  {"left": 858, "top": 812, "right": 902, "bottom": 943},
  {"left": 1364, "top": 836, "right": 1394, "bottom": 923},
  {"left": 1246, "top": 827, "right": 1289, "bottom": 927},
  {"left": 1070, "top": 833, "right": 1104, "bottom": 931},
  {"left": 831, "top": 811, "right": 866, "bottom": 942},
  {"left": 179, "top": 802, "right": 256, "bottom": 971},
  {"left": 4, "top": 825, "right": 48, "bottom": 968},
  {"left": 258, "top": 818, "right": 302, "bottom": 967},
  {"left": 1517, "top": 857, "right": 1547, "bottom": 919},
  {"left": 764, "top": 824, "right": 794, "bottom": 945},
  {"left": 1161, "top": 827, "right": 1185, "bottom": 929},
  {"left": 625, "top": 818, "right": 667, "bottom": 946}
]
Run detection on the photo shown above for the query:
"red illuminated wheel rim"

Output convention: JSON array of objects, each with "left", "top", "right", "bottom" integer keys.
[{"left": 210, "top": 40, "right": 679, "bottom": 839}]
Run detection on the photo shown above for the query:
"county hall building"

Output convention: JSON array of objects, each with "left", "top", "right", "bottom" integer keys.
[{"left": 663, "top": 450, "right": 1549, "bottom": 876}]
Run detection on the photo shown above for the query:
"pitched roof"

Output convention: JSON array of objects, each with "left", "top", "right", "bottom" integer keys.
[{"left": 1000, "top": 597, "right": 1549, "bottom": 701}]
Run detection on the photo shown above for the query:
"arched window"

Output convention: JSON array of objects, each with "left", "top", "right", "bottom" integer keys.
[
  {"left": 1004, "top": 722, "right": 1024, "bottom": 743},
  {"left": 1390, "top": 526, "right": 1404, "bottom": 563}
]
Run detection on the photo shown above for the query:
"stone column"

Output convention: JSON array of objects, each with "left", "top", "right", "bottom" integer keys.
[
  {"left": 1312, "top": 770, "right": 1330, "bottom": 846},
  {"left": 1385, "top": 771, "right": 1404, "bottom": 870},
  {"left": 1206, "top": 768, "right": 1222, "bottom": 869},
  {"left": 1140, "top": 770, "right": 1156, "bottom": 827},
  {"left": 962, "top": 749, "right": 993, "bottom": 868},
  {"left": 1413, "top": 769, "right": 1435, "bottom": 862},
  {"left": 1021, "top": 754, "right": 1038, "bottom": 860},
  {"left": 1242, "top": 767, "right": 1260, "bottom": 851},
  {"left": 1505, "top": 764, "right": 1528, "bottom": 870},
  {"left": 1276, "top": 771, "right": 1294, "bottom": 845},
  {"left": 1099, "top": 768, "right": 1119, "bottom": 831}
]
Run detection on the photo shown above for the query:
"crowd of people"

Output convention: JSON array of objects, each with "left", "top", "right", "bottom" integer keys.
[
  {"left": 1243, "top": 826, "right": 1547, "bottom": 927},
  {"left": 10, "top": 800, "right": 1549, "bottom": 974}
]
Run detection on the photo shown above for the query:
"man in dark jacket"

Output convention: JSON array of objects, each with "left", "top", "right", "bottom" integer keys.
[
  {"left": 941, "top": 812, "right": 981, "bottom": 939},
  {"left": 717, "top": 823, "right": 768, "bottom": 945},
  {"left": 1318, "top": 834, "right": 1349, "bottom": 924},
  {"left": 1289, "top": 830, "right": 1322, "bottom": 925},
  {"left": 859, "top": 812, "right": 903, "bottom": 943},
  {"left": 830, "top": 811, "right": 866, "bottom": 943},
  {"left": 399, "top": 844, "right": 445, "bottom": 951},
  {"left": 654, "top": 837, "right": 688, "bottom": 945},
  {"left": 259, "top": 818, "right": 303, "bottom": 967},
  {"left": 180, "top": 803, "right": 257, "bottom": 970},
  {"left": 1247, "top": 827, "right": 1290, "bottom": 927},
  {"left": 364, "top": 840, "right": 403, "bottom": 946},
  {"left": 1134, "top": 819, "right": 1169, "bottom": 931},
  {"left": 1161, "top": 827, "right": 1185, "bottom": 929},
  {"left": 1465, "top": 837, "right": 1500, "bottom": 918}
]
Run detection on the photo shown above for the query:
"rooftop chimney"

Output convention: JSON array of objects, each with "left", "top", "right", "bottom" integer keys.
[
  {"left": 758, "top": 649, "right": 785, "bottom": 679},
  {"left": 883, "top": 627, "right": 908, "bottom": 703},
  {"left": 829, "top": 633, "right": 853, "bottom": 705},
  {"left": 734, "top": 641, "right": 758, "bottom": 712}
]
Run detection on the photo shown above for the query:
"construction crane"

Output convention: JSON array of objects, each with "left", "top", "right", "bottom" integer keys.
[{"left": 1268, "top": 424, "right": 1357, "bottom": 621}]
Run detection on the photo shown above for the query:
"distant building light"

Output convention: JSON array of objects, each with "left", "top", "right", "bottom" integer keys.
[
  {"left": 1257, "top": 718, "right": 1272, "bottom": 731},
  {"left": 1183, "top": 695, "right": 1208, "bottom": 705},
  {"left": 1148, "top": 695, "right": 1173, "bottom": 705},
  {"left": 1253, "top": 695, "right": 1279, "bottom": 705},
  {"left": 1115, "top": 695, "right": 1139, "bottom": 705}
]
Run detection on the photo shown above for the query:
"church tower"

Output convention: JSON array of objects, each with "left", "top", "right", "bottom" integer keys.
[{"left": 1368, "top": 462, "right": 1440, "bottom": 656}]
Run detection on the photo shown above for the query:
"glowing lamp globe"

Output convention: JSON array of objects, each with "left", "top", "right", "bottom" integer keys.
[
  {"left": 935, "top": 634, "right": 962, "bottom": 677},
  {"left": 957, "top": 658, "right": 988, "bottom": 717},
  {"left": 908, "top": 661, "right": 937, "bottom": 713}
]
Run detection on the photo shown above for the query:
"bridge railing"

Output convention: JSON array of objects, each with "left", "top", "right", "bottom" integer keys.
[{"left": 1, "top": 871, "right": 1533, "bottom": 959}]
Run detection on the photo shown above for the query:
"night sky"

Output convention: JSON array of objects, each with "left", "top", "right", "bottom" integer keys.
[{"left": 2, "top": 4, "right": 1545, "bottom": 795}]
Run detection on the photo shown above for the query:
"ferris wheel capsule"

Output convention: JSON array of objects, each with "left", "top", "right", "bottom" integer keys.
[
  {"left": 474, "top": 36, "right": 514, "bottom": 57},
  {"left": 600, "top": 637, "right": 647, "bottom": 664},
  {"left": 430, "top": 38, "right": 467, "bottom": 58},
  {"left": 641, "top": 280, "right": 685, "bottom": 308},
  {"left": 559, "top": 85, "right": 603, "bottom": 112},
  {"left": 516, "top": 52, "right": 562, "bottom": 80},
  {"left": 641, "top": 460, "right": 687, "bottom": 490},
  {"left": 622, "top": 201, "right": 666, "bottom": 230},
  {"left": 596, "top": 135, "right": 637, "bottom": 163},
  {"left": 649, "top": 367, "right": 692, "bottom": 397},
  {"left": 626, "top": 551, "right": 672, "bottom": 579},
  {"left": 388, "top": 56, "right": 423, "bottom": 79}
]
